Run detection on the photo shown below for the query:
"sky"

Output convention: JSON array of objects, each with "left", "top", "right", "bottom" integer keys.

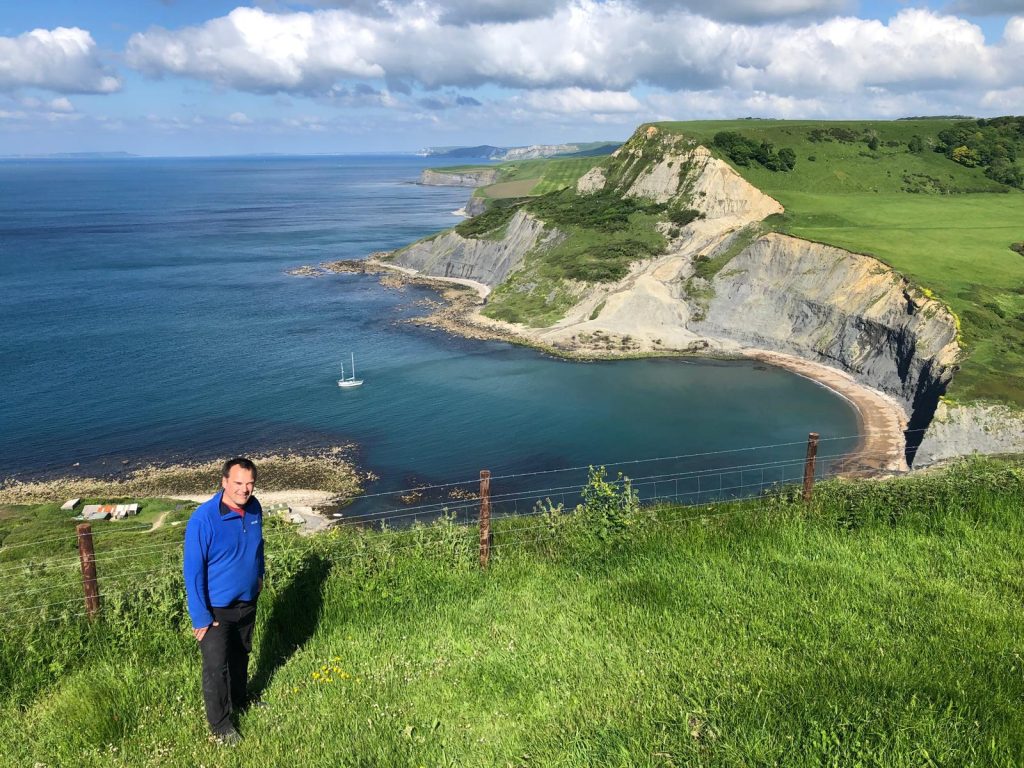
[{"left": 1, "top": 0, "right": 1022, "bottom": 155}]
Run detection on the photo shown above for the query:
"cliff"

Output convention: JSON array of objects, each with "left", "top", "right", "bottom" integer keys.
[
  {"left": 697, "top": 235, "right": 960, "bottom": 420},
  {"left": 389, "top": 210, "right": 561, "bottom": 287},
  {"left": 419, "top": 168, "right": 499, "bottom": 187},
  {"left": 388, "top": 125, "right": 1024, "bottom": 465}
]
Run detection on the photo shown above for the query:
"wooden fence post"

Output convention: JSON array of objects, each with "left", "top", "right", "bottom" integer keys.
[
  {"left": 77, "top": 523, "right": 100, "bottom": 619},
  {"left": 802, "top": 432, "right": 820, "bottom": 503},
  {"left": 478, "top": 470, "right": 492, "bottom": 569}
]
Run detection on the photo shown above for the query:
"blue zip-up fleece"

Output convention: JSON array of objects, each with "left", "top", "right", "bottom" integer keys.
[{"left": 184, "top": 491, "right": 265, "bottom": 629}]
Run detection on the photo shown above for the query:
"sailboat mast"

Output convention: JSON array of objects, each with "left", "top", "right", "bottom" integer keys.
[{"left": 351, "top": 352, "right": 356, "bottom": 379}]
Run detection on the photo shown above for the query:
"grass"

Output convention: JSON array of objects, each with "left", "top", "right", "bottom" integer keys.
[
  {"left": 482, "top": 262, "right": 579, "bottom": 327},
  {"left": 430, "top": 158, "right": 603, "bottom": 201},
  {"left": 474, "top": 178, "right": 539, "bottom": 199},
  {"left": 2, "top": 459, "right": 1024, "bottom": 766}
]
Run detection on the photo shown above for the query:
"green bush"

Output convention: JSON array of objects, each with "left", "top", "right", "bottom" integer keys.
[
  {"left": 455, "top": 200, "right": 523, "bottom": 239},
  {"left": 578, "top": 466, "right": 640, "bottom": 541},
  {"left": 526, "top": 188, "right": 665, "bottom": 234},
  {"left": 714, "top": 131, "right": 796, "bottom": 172},
  {"left": 668, "top": 208, "right": 705, "bottom": 226}
]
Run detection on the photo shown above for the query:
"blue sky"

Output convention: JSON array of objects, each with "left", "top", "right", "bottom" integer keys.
[{"left": 1, "top": 0, "right": 1022, "bottom": 155}]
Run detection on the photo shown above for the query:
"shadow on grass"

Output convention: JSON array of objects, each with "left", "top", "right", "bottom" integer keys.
[{"left": 249, "top": 553, "right": 330, "bottom": 700}]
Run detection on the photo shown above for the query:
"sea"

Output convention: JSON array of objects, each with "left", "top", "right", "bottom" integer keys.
[{"left": 0, "top": 155, "right": 859, "bottom": 519}]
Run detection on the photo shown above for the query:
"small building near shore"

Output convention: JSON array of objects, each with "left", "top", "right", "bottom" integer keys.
[{"left": 79, "top": 502, "right": 139, "bottom": 521}]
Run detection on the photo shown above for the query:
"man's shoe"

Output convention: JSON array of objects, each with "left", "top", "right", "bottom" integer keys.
[{"left": 210, "top": 727, "right": 243, "bottom": 747}]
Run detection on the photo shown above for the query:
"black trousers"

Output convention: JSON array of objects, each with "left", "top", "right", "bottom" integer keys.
[{"left": 200, "top": 600, "right": 257, "bottom": 734}]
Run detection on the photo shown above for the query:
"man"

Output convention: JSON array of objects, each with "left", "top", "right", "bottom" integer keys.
[{"left": 184, "top": 457, "right": 265, "bottom": 745}]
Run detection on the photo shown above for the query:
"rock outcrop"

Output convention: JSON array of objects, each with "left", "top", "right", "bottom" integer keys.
[
  {"left": 420, "top": 168, "right": 499, "bottom": 187},
  {"left": 914, "top": 402, "right": 1024, "bottom": 465},
  {"left": 464, "top": 196, "right": 488, "bottom": 216},
  {"left": 390, "top": 210, "right": 559, "bottom": 287}
]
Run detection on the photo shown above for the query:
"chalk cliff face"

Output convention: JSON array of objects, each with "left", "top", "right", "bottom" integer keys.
[
  {"left": 391, "top": 210, "right": 560, "bottom": 287},
  {"left": 392, "top": 127, "right": 982, "bottom": 463},
  {"left": 419, "top": 168, "right": 498, "bottom": 187}
]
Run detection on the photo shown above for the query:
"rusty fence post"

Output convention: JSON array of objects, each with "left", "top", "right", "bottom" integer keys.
[
  {"left": 76, "top": 523, "right": 101, "bottom": 619},
  {"left": 802, "top": 432, "right": 820, "bottom": 503},
  {"left": 479, "top": 470, "right": 492, "bottom": 569}
]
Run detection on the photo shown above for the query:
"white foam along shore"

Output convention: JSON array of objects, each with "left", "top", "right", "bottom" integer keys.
[{"left": 372, "top": 260, "right": 492, "bottom": 300}]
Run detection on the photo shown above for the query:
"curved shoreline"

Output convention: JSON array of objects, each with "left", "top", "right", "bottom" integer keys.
[{"left": 362, "top": 260, "right": 910, "bottom": 476}]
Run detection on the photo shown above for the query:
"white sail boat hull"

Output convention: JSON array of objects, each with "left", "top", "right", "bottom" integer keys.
[{"left": 338, "top": 353, "right": 363, "bottom": 388}]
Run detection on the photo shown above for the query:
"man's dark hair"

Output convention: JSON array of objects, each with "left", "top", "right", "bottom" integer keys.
[{"left": 222, "top": 457, "right": 257, "bottom": 482}]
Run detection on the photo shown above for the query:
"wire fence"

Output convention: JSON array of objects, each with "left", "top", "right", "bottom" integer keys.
[{"left": 0, "top": 431, "right": 907, "bottom": 625}]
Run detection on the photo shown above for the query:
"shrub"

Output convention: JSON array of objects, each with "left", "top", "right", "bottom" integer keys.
[
  {"left": 578, "top": 466, "right": 640, "bottom": 541},
  {"left": 455, "top": 200, "right": 523, "bottom": 238},
  {"left": 713, "top": 131, "right": 796, "bottom": 172},
  {"left": 526, "top": 188, "right": 664, "bottom": 234},
  {"left": 668, "top": 208, "right": 704, "bottom": 227}
]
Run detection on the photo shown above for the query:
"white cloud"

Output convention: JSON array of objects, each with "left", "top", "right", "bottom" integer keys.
[
  {"left": 228, "top": 111, "right": 253, "bottom": 124},
  {"left": 49, "top": 97, "right": 75, "bottom": 113},
  {"left": 523, "top": 88, "right": 643, "bottom": 114},
  {"left": 1005, "top": 14, "right": 1024, "bottom": 41},
  {"left": 126, "top": 7, "right": 383, "bottom": 92},
  {"left": 124, "top": 4, "right": 1024, "bottom": 117},
  {"left": 980, "top": 85, "right": 1024, "bottom": 108},
  {"left": 0, "top": 27, "right": 120, "bottom": 94}
]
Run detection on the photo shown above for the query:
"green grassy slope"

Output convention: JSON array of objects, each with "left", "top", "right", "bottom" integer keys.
[
  {"left": 431, "top": 157, "right": 605, "bottom": 199},
  {"left": 2, "top": 460, "right": 1024, "bottom": 765},
  {"left": 654, "top": 119, "right": 1024, "bottom": 406}
]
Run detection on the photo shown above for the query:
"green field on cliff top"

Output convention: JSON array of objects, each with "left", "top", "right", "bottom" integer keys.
[
  {"left": 440, "top": 118, "right": 1024, "bottom": 408},
  {"left": 3, "top": 459, "right": 1024, "bottom": 766}
]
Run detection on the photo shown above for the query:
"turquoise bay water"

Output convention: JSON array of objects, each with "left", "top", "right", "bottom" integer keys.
[{"left": 0, "top": 156, "right": 859, "bottom": 517}]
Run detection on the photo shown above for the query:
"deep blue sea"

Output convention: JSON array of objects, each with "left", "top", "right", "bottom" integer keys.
[{"left": 0, "top": 155, "right": 859, "bottom": 517}]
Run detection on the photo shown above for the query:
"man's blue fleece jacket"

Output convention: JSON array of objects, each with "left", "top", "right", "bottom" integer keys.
[{"left": 183, "top": 491, "right": 265, "bottom": 629}]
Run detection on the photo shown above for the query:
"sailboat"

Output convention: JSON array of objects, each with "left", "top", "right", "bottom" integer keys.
[{"left": 337, "top": 353, "right": 363, "bottom": 388}]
